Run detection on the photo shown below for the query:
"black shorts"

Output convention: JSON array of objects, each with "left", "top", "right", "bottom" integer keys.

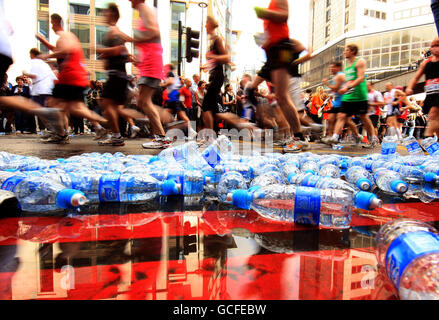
[
  {"left": 369, "top": 115, "right": 380, "bottom": 127},
  {"left": 307, "top": 112, "right": 321, "bottom": 124},
  {"left": 423, "top": 94, "right": 439, "bottom": 115},
  {"left": 338, "top": 100, "right": 369, "bottom": 116},
  {"left": 201, "top": 69, "right": 224, "bottom": 114},
  {"left": 0, "top": 54, "right": 12, "bottom": 85},
  {"left": 52, "top": 84, "right": 87, "bottom": 102},
  {"left": 327, "top": 107, "right": 342, "bottom": 114},
  {"left": 257, "top": 39, "right": 294, "bottom": 81},
  {"left": 165, "top": 100, "right": 185, "bottom": 113},
  {"left": 102, "top": 75, "right": 129, "bottom": 105}
]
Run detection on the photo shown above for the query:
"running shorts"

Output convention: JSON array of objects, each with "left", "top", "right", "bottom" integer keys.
[
  {"left": 338, "top": 100, "right": 369, "bottom": 116},
  {"left": 102, "top": 75, "right": 129, "bottom": 105},
  {"left": 52, "top": 84, "right": 87, "bottom": 102}
]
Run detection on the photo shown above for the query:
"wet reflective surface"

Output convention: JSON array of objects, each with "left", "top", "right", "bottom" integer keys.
[{"left": 1, "top": 193, "right": 439, "bottom": 300}]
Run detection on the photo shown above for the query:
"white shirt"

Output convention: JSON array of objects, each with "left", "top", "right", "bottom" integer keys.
[
  {"left": 28, "top": 59, "right": 57, "bottom": 96},
  {"left": 0, "top": 0, "right": 13, "bottom": 59},
  {"left": 367, "top": 90, "right": 384, "bottom": 115}
]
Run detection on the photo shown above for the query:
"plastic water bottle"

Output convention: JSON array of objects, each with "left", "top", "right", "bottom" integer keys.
[
  {"left": 217, "top": 171, "right": 247, "bottom": 203},
  {"left": 375, "top": 219, "right": 439, "bottom": 300},
  {"left": 381, "top": 135, "right": 398, "bottom": 158},
  {"left": 281, "top": 164, "right": 300, "bottom": 183},
  {"left": 319, "top": 164, "right": 341, "bottom": 178},
  {"left": 345, "top": 166, "right": 374, "bottom": 191},
  {"left": 404, "top": 137, "right": 425, "bottom": 157},
  {"left": 374, "top": 169, "right": 408, "bottom": 195},
  {"left": 391, "top": 164, "right": 425, "bottom": 184},
  {"left": 288, "top": 172, "right": 356, "bottom": 195},
  {"left": 301, "top": 161, "right": 319, "bottom": 175},
  {"left": 421, "top": 136, "right": 439, "bottom": 157},
  {"left": 98, "top": 172, "right": 181, "bottom": 203},
  {"left": 228, "top": 184, "right": 382, "bottom": 228},
  {"left": 250, "top": 171, "right": 284, "bottom": 188},
  {"left": 0, "top": 174, "right": 86, "bottom": 212},
  {"left": 166, "top": 166, "right": 204, "bottom": 196},
  {"left": 201, "top": 135, "right": 234, "bottom": 167}
]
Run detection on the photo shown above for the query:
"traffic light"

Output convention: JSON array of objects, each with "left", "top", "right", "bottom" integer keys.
[{"left": 185, "top": 27, "right": 200, "bottom": 63}]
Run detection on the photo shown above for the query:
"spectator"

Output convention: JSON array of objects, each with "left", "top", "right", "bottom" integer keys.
[
  {"left": 222, "top": 83, "right": 237, "bottom": 114},
  {"left": 12, "top": 76, "right": 33, "bottom": 134}
]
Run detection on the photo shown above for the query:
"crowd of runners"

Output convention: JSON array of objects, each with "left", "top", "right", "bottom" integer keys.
[{"left": 0, "top": 0, "right": 438, "bottom": 152}]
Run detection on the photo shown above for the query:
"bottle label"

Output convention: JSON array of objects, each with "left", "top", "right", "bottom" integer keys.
[
  {"left": 301, "top": 175, "right": 320, "bottom": 188},
  {"left": 294, "top": 187, "right": 321, "bottom": 226},
  {"left": 405, "top": 142, "right": 422, "bottom": 154},
  {"left": 381, "top": 143, "right": 396, "bottom": 155},
  {"left": 202, "top": 145, "right": 222, "bottom": 168},
  {"left": 1, "top": 176, "right": 25, "bottom": 192},
  {"left": 425, "top": 142, "right": 439, "bottom": 156},
  {"left": 99, "top": 174, "right": 121, "bottom": 202},
  {"left": 385, "top": 231, "right": 439, "bottom": 289}
]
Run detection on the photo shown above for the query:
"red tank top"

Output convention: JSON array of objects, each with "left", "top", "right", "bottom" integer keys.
[
  {"left": 263, "top": 0, "right": 290, "bottom": 50},
  {"left": 56, "top": 48, "right": 89, "bottom": 88}
]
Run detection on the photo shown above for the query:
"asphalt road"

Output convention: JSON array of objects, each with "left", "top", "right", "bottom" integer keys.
[{"left": 0, "top": 133, "right": 409, "bottom": 159}]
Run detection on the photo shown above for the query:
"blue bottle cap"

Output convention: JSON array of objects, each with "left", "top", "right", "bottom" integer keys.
[
  {"left": 424, "top": 172, "right": 437, "bottom": 183},
  {"left": 248, "top": 185, "right": 262, "bottom": 194},
  {"left": 161, "top": 180, "right": 181, "bottom": 195},
  {"left": 356, "top": 178, "right": 372, "bottom": 191},
  {"left": 287, "top": 172, "right": 297, "bottom": 183},
  {"left": 304, "top": 170, "right": 315, "bottom": 175},
  {"left": 354, "top": 192, "right": 382, "bottom": 210},
  {"left": 231, "top": 190, "right": 254, "bottom": 210},
  {"left": 148, "top": 156, "right": 160, "bottom": 164},
  {"left": 56, "top": 189, "right": 87, "bottom": 209},
  {"left": 390, "top": 180, "right": 408, "bottom": 194}
]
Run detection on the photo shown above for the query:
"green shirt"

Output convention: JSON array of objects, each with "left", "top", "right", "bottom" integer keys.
[{"left": 342, "top": 58, "right": 368, "bottom": 102}]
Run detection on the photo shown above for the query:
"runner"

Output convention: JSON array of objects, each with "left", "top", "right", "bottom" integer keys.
[
  {"left": 0, "top": 2, "right": 63, "bottom": 139},
  {"left": 37, "top": 13, "right": 108, "bottom": 144},
  {"left": 127, "top": 0, "right": 170, "bottom": 149},
  {"left": 383, "top": 82, "right": 401, "bottom": 141},
  {"left": 366, "top": 81, "right": 385, "bottom": 139},
  {"left": 326, "top": 44, "right": 379, "bottom": 148}
]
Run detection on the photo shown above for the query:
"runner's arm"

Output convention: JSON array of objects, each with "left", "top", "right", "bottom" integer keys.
[
  {"left": 36, "top": 33, "right": 56, "bottom": 52},
  {"left": 406, "top": 60, "right": 428, "bottom": 95}
]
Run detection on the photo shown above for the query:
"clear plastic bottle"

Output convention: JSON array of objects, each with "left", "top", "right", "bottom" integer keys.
[
  {"left": 375, "top": 219, "right": 439, "bottom": 300},
  {"left": 1, "top": 174, "right": 86, "bottom": 212},
  {"left": 319, "top": 164, "right": 341, "bottom": 178},
  {"left": 98, "top": 172, "right": 181, "bottom": 203},
  {"left": 374, "top": 169, "right": 408, "bottom": 195},
  {"left": 300, "top": 161, "right": 319, "bottom": 175},
  {"left": 217, "top": 171, "right": 247, "bottom": 203},
  {"left": 250, "top": 171, "right": 283, "bottom": 188},
  {"left": 228, "top": 184, "right": 381, "bottom": 228},
  {"left": 404, "top": 136, "right": 425, "bottom": 157},
  {"left": 345, "top": 166, "right": 374, "bottom": 191},
  {"left": 391, "top": 164, "right": 425, "bottom": 184},
  {"left": 281, "top": 164, "right": 300, "bottom": 184},
  {"left": 201, "top": 135, "right": 234, "bottom": 167},
  {"left": 288, "top": 172, "right": 356, "bottom": 195},
  {"left": 381, "top": 135, "right": 398, "bottom": 158},
  {"left": 421, "top": 136, "right": 439, "bottom": 156}
]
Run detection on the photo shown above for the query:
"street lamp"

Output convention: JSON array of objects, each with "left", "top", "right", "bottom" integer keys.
[{"left": 198, "top": 1, "right": 208, "bottom": 76}]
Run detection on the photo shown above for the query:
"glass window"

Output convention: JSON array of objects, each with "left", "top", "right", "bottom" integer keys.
[
  {"left": 95, "top": 72, "right": 107, "bottom": 81},
  {"left": 95, "top": 25, "right": 107, "bottom": 46},
  {"left": 372, "top": 55, "right": 380, "bottom": 68},
  {"left": 38, "top": 20, "right": 49, "bottom": 54},
  {"left": 70, "top": 23, "right": 90, "bottom": 43},
  {"left": 382, "top": 34, "right": 391, "bottom": 47},
  {"left": 38, "top": 0, "right": 49, "bottom": 12},
  {"left": 372, "top": 36, "right": 381, "bottom": 48},
  {"left": 171, "top": 1, "right": 186, "bottom": 31},
  {"left": 381, "top": 54, "right": 389, "bottom": 67},
  {"left": 363, "top": 37, "right": 373, "bottom": 49},
  {"left": 391, "top": 52, "right": 399, "bottom": 65},
  {"left": 401, "top": 30, "right": 411, "bottom": 44},
  {"left": 400, "top": 51, "right": 409, "bottom": 65},
  {"left": 95, "top": 0, "right": 107, "bottom": 16},
  {"left": 391, "top": 32, "right": 401, "bottom": 45},
  {"left": 382, "top": 47, "right": 389, "bottom": 53},
  {"left": 69, "top": 1, "right": 90, "bottom": 15},
  {"left": 171, "top": 38, "right": 179, "bottom": 66}
]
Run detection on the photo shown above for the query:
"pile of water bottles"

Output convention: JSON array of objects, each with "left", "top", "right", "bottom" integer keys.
[{"left": 1, "top": 134, "right": 439, "bottom": 226}]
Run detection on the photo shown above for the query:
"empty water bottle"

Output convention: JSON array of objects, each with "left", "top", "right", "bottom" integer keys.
[
  {"left": 250, "top": 171, "right": 283, "bottom": 188},
  {"left": 404, "top": 137, "right": 425, "bottom": 157},
  {"left": 421, "top": 136, "right": 439, "bottom": 157},
  {"left": 228, "top": 184, "right": 381, "bottom": 228},
  {"left": 0, "top": 174, "right": 86, "bottom": 212},
  {"left": 374, "top": 169, "right": 408, "bottom": 195},
  {"left": 301, "top": 161, "right": 319, "bottom": 175},
  {"left": 201, "top": 135, "right": 234, "bottom": 167},
  {"left": 217, "top": 171, "right": 247, "bottom": 203},
  {"left": 281, "top": 164, "right": 300, "bottom": 183},
  {"left": 288, "top": 172, "right": 356, "bottom": 195},
  {"left": 319, "top": 164, "right": 340, "bottom": 178},
  {"left": 381, "top": 135, "right": 398, "bottom": 158},
  {"left": 345, "top": 166, "right": 374, "bottom": 191},
  {"left": 376, "top": 219, "right": 439, "bottom": 300}
]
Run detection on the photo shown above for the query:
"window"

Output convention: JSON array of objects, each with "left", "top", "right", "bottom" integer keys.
[
  {"left": 345, "top": 11, "right": 349, "bottom": 25},
  {"left": 95, "top": 0, "right": 107, "bottom": 16},
  {"left": 326, "top": 9, "right": 331, "bottom": 22},
  {"left": 70, "top": 23, "right": 90, "bottom": 59},
  {"left": 325, "top": 25, "right": 330, "bottom": 38},
  {"left": 69, "top": 1, "right": 90, "bottom": 15},
  {"left": 95, "top": 72, "right": 106, "bottom": 81},
  {"left": 95, "top": 25, "right": 107, "bottom": 47},
  {"left": 38, "top": 20, "right": 49, "bottom": 54},
  {"left": 171, "top": 1, "right": 186, "bottom": 31},
  {"left": 326, "top": 0, "right": 331, "bottom": 7},
  {"left": 38, "top": 0, "right": 49, "bottom": 12}
]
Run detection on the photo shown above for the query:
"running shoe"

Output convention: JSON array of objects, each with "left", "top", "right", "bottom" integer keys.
[
  {"left": 354, "top": 135, "right": 363, "bottom": 145},
  {"left": 284, "top": 139, "right": 311, "bottom": 153},
  {"left": 130, "top": 125, "right": 141, "bottom": 139},
  {"left": 142, "top": 136, "right": 172, "bottom": 149},
  {"left": 98, "top": 137, "right": 125, "bottom": 146},
  {"left": 93, "top": 127, "right": 108, "bottom": 140},
  {"left": 363, "top": 136, "right": 380, "bottom": 149},
  {"left": 41, "top": 134, "right": 70, "bottom": 144},
  {"left": 35, "top": 108, "right": 65, "bottom": 136},
  {"left": 323, "top": 136, "right": 339, "bottom": 145}
]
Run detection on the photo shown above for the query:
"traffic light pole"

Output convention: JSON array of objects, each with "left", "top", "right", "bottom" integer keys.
[{"left": 178, "top": 20, "right": 183, "bottom": 76}]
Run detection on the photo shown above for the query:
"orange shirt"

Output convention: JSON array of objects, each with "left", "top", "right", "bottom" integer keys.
[
  {"left": 323, "top": 100, "right": 332, "bottom": 120},
  {"left": 310, "top": 95, "right": 322, "bottom": 115},
  {"left": 263, "top": 0, "right": 290, "bottom": 50}
]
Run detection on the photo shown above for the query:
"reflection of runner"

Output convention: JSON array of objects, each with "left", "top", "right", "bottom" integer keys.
[
  {"left": 0, "top": 4, "right": 64, "bottom": 139},
  {"left": 37, "top": 14, "right": 107, "bottom": 144}
]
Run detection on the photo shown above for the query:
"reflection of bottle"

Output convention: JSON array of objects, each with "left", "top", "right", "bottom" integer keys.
[{"left": 376, "top": 219, "right": 439, "bottom": 300}]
